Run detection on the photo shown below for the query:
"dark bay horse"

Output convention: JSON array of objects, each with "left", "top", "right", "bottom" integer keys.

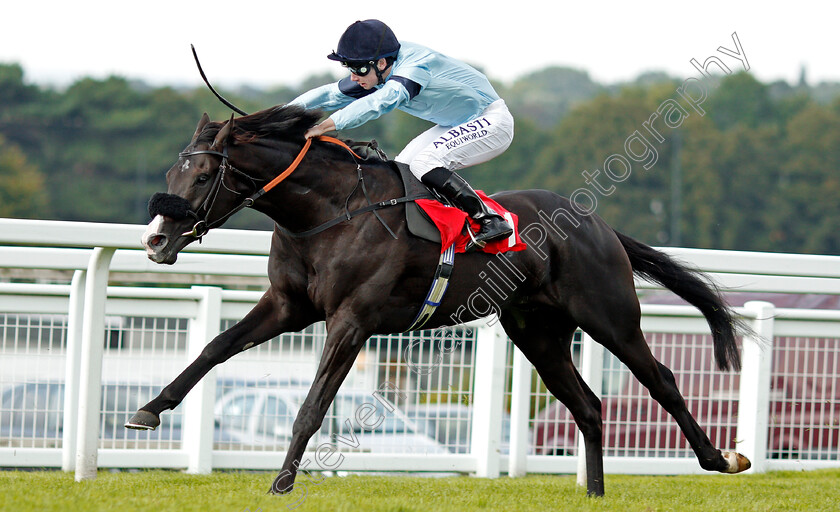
[{"left": 127, "top": 105, "right": 750, "bottom": 496}]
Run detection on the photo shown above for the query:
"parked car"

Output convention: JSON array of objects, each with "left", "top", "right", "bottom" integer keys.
[
  {"left": 0, "top": 381, "right": 187, "bottom": 448},
  {"left": 0, "top": 382, "right": 65, "bottom": 446},
  {"left": 214, "top": 377, "right": 307, "bottom": 401},
  {"left": 532, "top": 335, "right": 840, "bottom": 459},
  {"left": 214, "top": 386, "right": 448, "bottom": 454},
  {"left": 1, "top": 378, "right": 443, "bottom": 454}
]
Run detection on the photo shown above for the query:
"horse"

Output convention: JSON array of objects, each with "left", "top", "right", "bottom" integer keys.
[{"left": 126, "top": 104, "right": 751, "bottom": 497}]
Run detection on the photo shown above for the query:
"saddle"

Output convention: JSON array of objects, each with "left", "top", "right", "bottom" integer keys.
[
  {"left": 392, "top": 161, "right": 444, "bottom": 244},
  {"left": 348, "top": 139, "right": 525, "bottom": 253}
]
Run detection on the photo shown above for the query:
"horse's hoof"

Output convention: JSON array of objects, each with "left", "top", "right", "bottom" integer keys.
[
  {"left": 269, "top": 482, "right": 293, "bottom": 495},
  {"left": 721, "top": 451, "right": 751, "bottom": 473},
  {"left": 124, "top": 410, "right": 160, "bottom": 430},
  {"left": 269, "top": 471, "right": 295, "bottom": 495}
]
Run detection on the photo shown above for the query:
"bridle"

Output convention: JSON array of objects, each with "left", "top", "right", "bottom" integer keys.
[
  {"left": 155, "top": 135, "right": 428, "bottom": 241},
  {"left": 171, "top": 146, "right": 244, "bottom": 239},
  {"left": 164, "top": 136, "right": 329, "bottom": 240}
]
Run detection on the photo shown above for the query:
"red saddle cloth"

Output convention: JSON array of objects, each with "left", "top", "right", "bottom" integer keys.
[{"left": 415, "top": 192, "right": 528, "bottom": 254}]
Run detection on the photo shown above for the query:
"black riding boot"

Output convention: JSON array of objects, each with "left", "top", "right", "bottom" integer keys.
[{"left": 421, "top": 167, "right": 513, "bottom": 251}]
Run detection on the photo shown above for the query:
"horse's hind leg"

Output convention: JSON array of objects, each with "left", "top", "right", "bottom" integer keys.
[
  {"left": 616, "top": 335, "right": 748, "bottom": 472},
  {"left": 575, "top": 298, "right": 750, "bottom": 474},
  {"left": 501, "top": 309, "right": 605, "bottom": 496}
]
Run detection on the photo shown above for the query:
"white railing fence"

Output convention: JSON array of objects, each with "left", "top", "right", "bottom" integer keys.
[{"left": 0, "top": 218, "right": 838, "bottom": 483}]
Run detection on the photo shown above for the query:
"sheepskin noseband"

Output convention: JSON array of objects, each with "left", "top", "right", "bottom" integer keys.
[{"left": 148, "top": 192, "right": 194, "bottom": 220}]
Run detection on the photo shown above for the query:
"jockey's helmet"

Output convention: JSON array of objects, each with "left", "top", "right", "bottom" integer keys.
[{"left": 327, "top": 19, "right": 400, "bottom": 65}]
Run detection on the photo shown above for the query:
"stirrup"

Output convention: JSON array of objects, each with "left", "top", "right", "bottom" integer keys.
[
  {"left": 465, "top": 217, "right": 513, "bottom": 252},
  {"left": 465, "top": 225, "right": 487, "bottom": 251}
]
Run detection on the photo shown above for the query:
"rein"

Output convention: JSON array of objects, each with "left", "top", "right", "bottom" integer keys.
[
  {"left": 174, "top": 135, "right": 429, "bottom": 240},
  {"left": 178, "top": 49, "right": 427, "bottom": 239}
]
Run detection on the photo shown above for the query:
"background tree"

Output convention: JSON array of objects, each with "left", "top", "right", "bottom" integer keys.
[
  {"left": 523, "top": 87, "right": 676, "bottom": 243},
  {"left": 505, "top": 67, "right": 603, "bottom": 129},
  {"left": 706, "top": 72, "right": 775, "bottom": 130},
  {"left": 0, "top": 135, "right": 47, "bottom": 217},
  {"left": 0, "top": 61, "right": 838, "bottom": 254},
  {"left": 770, "top": 104, "right": 840, "bottom": 253}
]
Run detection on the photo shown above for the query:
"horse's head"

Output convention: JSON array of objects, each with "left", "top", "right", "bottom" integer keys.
[
  {"left": 142, "top": 113, "right": 247, "bottom": 264},
  {"left": 143, "top": 105, "right": 348, "bottom": 263}
]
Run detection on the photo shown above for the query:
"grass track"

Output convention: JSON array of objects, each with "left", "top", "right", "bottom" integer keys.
[{"left": 1, "top": 468, "right": 838, "bottom": 512}]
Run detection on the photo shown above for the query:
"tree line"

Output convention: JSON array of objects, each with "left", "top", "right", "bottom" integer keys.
[{"left": 1, "top": 62, "right": 838, "bottom": 254}]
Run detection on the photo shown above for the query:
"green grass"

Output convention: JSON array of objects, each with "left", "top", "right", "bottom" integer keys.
[{"left": 1, "top": 469, "right": 838, "bottom": 512}]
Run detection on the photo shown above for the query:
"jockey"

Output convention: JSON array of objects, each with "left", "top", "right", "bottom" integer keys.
[{"left": 290, "top": 19, "right": 514, "bottom": 251}]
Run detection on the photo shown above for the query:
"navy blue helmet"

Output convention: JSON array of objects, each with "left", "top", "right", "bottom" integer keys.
[{"left": 327, "top": 19, "right": 400, "bottom": 64}]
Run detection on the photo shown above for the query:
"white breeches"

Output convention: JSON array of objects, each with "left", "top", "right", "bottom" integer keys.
[{"left": 395, "top": 99, "right": 514, "bottom": 180}]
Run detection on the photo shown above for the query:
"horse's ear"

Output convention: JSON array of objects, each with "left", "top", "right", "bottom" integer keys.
[
  {"left": 192, "top": 113, "right": 211, "bottom": 144},
  {"left": 211, "top": 113, "right": 235, "bottom": 150}
]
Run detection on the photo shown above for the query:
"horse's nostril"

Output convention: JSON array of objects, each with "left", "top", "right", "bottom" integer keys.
[{"left": 150, "top": 234, "right": 167, "bottom": 248}]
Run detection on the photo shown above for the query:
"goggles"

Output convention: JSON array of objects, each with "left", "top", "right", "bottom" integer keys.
[{"left": 341, "top": 60, "right": 375, "bottom": 76}]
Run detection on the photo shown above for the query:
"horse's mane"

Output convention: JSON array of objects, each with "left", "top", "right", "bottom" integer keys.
[
  {"left": 193, "top": 104, "right": 390, "bottom": 166},
  {"left": 195, "top": 104, "right": 323, "bottom": 146}
]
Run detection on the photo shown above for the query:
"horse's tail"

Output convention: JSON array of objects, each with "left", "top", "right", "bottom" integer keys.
[{"left": 614, "top": 230, "right": 742, "bottom": 371}]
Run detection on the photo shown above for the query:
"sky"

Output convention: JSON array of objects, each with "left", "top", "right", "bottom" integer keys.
[{"left": 1, "top": 1, "right": 838, "bottom": 90}]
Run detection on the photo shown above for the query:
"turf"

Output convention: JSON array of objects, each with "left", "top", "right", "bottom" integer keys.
[{"left": 1, "top": 468, "right": 838, "bottom": 512}]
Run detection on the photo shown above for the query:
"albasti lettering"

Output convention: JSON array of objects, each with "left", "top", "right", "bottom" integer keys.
[
  {"left": 445, "top": 130, "right": 490, "bottom": 150},
  {"left": 433, "top": 117, "right": 492, "bottom": 148}
]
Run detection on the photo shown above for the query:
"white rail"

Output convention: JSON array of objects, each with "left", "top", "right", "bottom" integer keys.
[{"left": 1, "top": 219, "right": 838, "bottom": 481}]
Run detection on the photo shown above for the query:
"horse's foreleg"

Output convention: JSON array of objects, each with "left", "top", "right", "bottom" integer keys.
[
  {"left": 270, "top": 321, "right": 368, "bottom": 495},
  {"left": 126, "top": 293, "right": 302, "bottom": 430}
]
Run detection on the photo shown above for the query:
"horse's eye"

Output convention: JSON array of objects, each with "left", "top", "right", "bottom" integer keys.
[{"left": 196, "top": 174, "right": 210, "bottom": 185}]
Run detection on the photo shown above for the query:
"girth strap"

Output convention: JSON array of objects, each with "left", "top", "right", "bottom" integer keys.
[{"left": 404, "top": 243, "right": 456, "bottom": 332}]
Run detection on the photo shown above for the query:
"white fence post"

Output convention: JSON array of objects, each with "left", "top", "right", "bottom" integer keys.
[
  {"left": 61, "top": 270, "right": 85, "bottom": 472},
  {"left": 184, "top": 286, "right": 222, "bottom": 474},
  {"left": 508, "top": 345, "right": 531, "bottom": 477},
  {"left": 577, "top": 332, "right": 604, "bottom": 487},
  {"left": 74, "top": 247, "right": 116, "bottom": 481},
  {"left": 737, "top": 300, "right": 775, "bottom": 473},
  {"left": 471, "top": 321, "right": 507, "bottom": 478}
]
